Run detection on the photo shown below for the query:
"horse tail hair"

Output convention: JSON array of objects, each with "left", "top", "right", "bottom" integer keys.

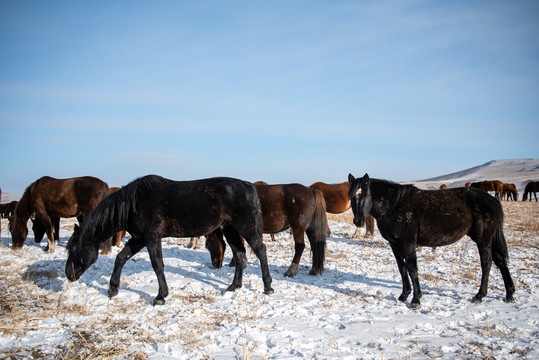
[
  {"left": 306, "top": 189, "right": 328, "bottom": 275},
  {"left": 492, "top": 210, "right": 509, "bottom": 263}
]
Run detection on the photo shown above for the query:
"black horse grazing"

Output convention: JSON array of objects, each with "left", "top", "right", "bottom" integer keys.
[
  {"left": 348, "top": 173, "right": 515, "bottom": 309},
  {"left": 66, "top": 175, "right": 274, "bottom": 305}
]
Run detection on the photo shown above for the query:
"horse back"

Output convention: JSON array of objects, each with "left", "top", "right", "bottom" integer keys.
[
  {"left": 135, "top": 177, "right": 261, "bottom": 238},
  {"left": 309, "top": 182, "right": 350, "bottom": 214},
  {"left": 34, "top": 176, "right": 109, "bottom": 218},
  {"left": 403, "top": 187, "right": 501, "bottom": 247}
]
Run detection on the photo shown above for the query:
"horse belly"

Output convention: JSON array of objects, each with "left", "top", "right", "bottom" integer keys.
[{"left": 418, "top": 214, "right": 470, "bottom": 247}]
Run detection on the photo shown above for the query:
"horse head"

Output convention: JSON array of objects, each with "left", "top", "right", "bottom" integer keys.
[
  {"left": 10, "top": 209, "right": 28, "bottom": 249},
  {"left": 348, "top": 173, "right": 373, "bottom": 228},
  {"left": 65, "top": 224, "right": 99, "bottom": 281},
  {"left": 205, "top": 228, "right": 226, "bottom": 268}
]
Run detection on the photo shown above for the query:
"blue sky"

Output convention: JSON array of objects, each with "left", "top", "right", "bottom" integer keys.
[{"left": 1, "top": 1, "right": 538, "bottom": 194}]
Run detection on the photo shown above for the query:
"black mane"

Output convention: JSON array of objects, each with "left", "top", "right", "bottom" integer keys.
[{"left": 69, "top": 175, "right": 170, "bottom": 250}]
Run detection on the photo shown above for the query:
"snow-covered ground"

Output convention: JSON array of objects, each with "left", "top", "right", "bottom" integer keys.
[
  {"left": 1, "top": 200, "right": 537, "bottom": 359},
  {"left": 1, "top": 159, "right": 538, "bottom": 359}
]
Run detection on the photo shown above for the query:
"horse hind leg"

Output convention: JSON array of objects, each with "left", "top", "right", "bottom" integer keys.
[
  {"left": 222, "top": 226, "right": 247, "bottom": 292},
  {"left": 491, "top": 227, "right": 516, "bottom": 302},
  {"left": 472, "top": 245, "right": 493, "bottom": 303},
  {"left": 284, "top": 228, "right": 306, "bottom": 277},
  {"left": 233, "top": 226, "right": 274, "bottom": 294}
]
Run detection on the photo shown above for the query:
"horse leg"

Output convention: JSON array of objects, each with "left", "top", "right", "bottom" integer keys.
[
  {"left": 365, "top": 215, "right": 374, "bottom": 238},
  {"left": 222, "top": 226, "right": 247, "bottom": 292},
  {"left": 109, "top": 236, "right": 145, "bottom": 300},
  {"left": 240, "top": 228, "right": 274, "bottom": 294},
  {"left": 146, "top": 237, "right": 169, "bottom": 305},
  {"left": 388, "top": 242, "right": 412, "bottom": 302},
  {"left": 403, "top": 244, "right": 422, "bottom": 309},
  {"left": 472, "top": 245, "right": 492, "bottom": 303},
  {"left": 285, "top": 228, "right": 305, "bottom": 277},
  {"left": 492, "top": 247, "right": 516, "bottom": 303}
]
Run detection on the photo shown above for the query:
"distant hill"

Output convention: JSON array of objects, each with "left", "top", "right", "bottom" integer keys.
[{"left": 409, "top": 159, "right": 539, "bottom": 191}]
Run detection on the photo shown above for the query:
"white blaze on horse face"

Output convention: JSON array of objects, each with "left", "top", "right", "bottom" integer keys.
[{"left": 355, "top": 188, "right": 362, "bottom": 197}]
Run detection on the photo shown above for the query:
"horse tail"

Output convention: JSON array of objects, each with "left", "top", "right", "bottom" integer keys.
[
  {"left": 492, "top": 211, "right": 509, "bottom": 262},
  {"left": 306, "top": 189, "right": 328, "bottom": 275}
]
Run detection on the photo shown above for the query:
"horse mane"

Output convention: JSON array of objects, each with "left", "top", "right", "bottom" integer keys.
[
  {"left": 14, "top": 180, "right": 37, "bottom": 220},
  {"left": 370, "top": 178, "right": 417, "bottom": 205},
  {"left": 72, "top": 175, "right": 170, "bottom": 248}
]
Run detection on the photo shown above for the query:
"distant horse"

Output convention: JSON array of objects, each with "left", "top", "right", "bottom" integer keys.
[
  {"left": 480, "top": 180, "right": 503, "bottom": 199},
  {"left": 523, "top": 181, "right": 539, "bottom": 201},
  {"left": 348, "top": 173, "right": 515, "bottom": 309},
  {"left": 109, "top": 187, "right": 127, "bottom": 246},
  {"left": 309, "top": 181, "right": 374, "bottom": 238},
  {"left": 10, "top": 176, "right": 109, "bottom": 253},
  {"left": 0, "top": 201, "right": 18, "bottom": 221},
  {"left": 501, "top": 183, "right": 518, "bottom": 201},
  {"left": 66, "top": 175, "right": 273, "bottom": 305},
  {"left": 206, "top": 183, "right": 327, "bottom": 277},
  {"left": 439, "top": 184, "right": 447, "bottom": 190}
]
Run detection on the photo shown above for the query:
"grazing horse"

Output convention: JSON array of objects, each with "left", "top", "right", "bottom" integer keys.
[
  {"left": 348, "top": 173, "right": 515, "bottom": 309},
  {"left": 480, "top": 180, "right": 503, "bottom": 199},
  {"left": 10, "top": 176, "right": 109, "bottom": 253},
  {"left": 501, "top": 183, "right": 518, "bottom": 201},
  {"left": 309, "top": 181, "right": 374, "bottom": 238},
  {"left": 206, "top": 183, "right": 327, "bottom": 277},
  {"left": 65, "top": 175, "right": 273, "bottom": 305},
  {"left": 439, "top": 184, "right": 447, "bottom": 190},
  {"left": 523, "top": 181, "right": 539, "bottom": 201}
]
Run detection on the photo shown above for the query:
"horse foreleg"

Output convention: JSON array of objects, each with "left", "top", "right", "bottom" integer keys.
[
  {"left": 285, "top": 230, "right": 305, "bottom": 277},
  {"left": 472, "top": 245, "right": 492, "bottom": 303},
  {"left": 147, "top": 238, "right": 169, "bottom": 305},
  {"left": 109, "top": 237, "right": 145, "bottom": 300},
  {"left": 222, "top": 226, "right": 246, "bottom": 292},
  {"left": 389, "top": 242, "right": 411, "bottom": 302}
]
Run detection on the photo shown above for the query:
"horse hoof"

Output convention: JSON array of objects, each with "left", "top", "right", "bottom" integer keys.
[
  {"left": 108, "top": 288, "right": 119, "bottom": 299},
  {"left": 503, "top": 296, "right": 515, "bottom": 303},
  {"left": 153, "top": 299, "right": 166, "bottom": 306},
  {"left": 471, "top": 296, "right": 482, "bottom": 304},
  {"left": 410, "top": 302, "right": 421, "bottom": 310},
  {"left": 264, "top": 287, "right": 274, "bottom": 295},
  {"left": 226, "top": 284, "right": 240, "bottom": 292}
]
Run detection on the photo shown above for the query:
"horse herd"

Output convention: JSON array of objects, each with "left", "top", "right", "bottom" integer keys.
[
  {"left": 0, "top": 174, "right": 534, "bottom": 308},
  {"left": 461, "top": 180, "right": 539, "bottom": 201}
]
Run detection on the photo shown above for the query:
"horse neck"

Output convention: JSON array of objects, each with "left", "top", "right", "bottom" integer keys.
[
  {"left": 369, "top": 180, "right": 414, "bottom": 218},
  {"left": 14, "top": 189, "right": 33, "bottom": 224}
]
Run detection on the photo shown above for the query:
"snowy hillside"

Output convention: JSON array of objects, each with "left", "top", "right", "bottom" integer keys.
[{"left": 409, "top": 158, "right": 539, "bottom": 191}]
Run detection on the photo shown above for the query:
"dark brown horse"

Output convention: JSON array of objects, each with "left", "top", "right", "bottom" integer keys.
[
  {"left": 309, "top": 181, "right": 374, "bottom": 237},
  {"left": 206, "top": 183, "right": 328, "bottom": 277},
  {"left": 66, "top": 175, "right": 273, "bottom": 305},
  {"left": 10, "top": 176, "right": 109, "bottom": 253},
  {"left": 349, "top": 173, "right": 515, "bottom": 309},
  {"left": 501, "top": 183, "right": 518, "bottom": 201},
  {"left": 523, "top": 181, "right": 539, "bottom": 201}
]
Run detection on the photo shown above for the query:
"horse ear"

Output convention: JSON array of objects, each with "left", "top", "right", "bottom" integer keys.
[
  {"left": 363, "top": 173, "right": 370, "bottom": 184},
  {"left": 348, "top": 174, "right": 355, "bottom": 185}
]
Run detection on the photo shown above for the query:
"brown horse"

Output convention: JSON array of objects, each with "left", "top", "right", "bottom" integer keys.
[
  {"left": 207, "top": 183, "right": 328, "bottom": 277},
  {"left": 109, "top": 187, "right": 127, "bottom": 246},
  {"left": 439, "top": 184, "right": 447, "bottom": 190},
  {"left": 10, "top": 176, "right": 109, "bottom": 253},
  {"left": 309, "top": 181, "right": 374, "bottom": 237},
  {"left": 523, "top": 181, "right": 539, "bottom": 201},
  {"left": 501, "top": 183, "right": 518, "bottom": 201},
  {"left": 480, "top": 180, "right": 503, "bottom": 199}
]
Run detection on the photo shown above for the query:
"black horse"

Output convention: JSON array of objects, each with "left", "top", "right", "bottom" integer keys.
[
  {"left": 66, "top": 175, "right": 274, "bottom": 305},
  {"left": 348, "top": 173, "right": 515, "bottom": 309}
]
